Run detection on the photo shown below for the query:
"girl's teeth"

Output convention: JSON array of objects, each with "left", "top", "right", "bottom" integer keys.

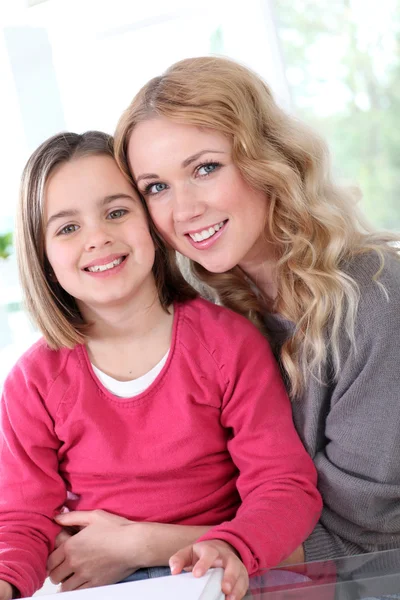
[
  {"left": 189, "top": 221, "right": 225, "bottom": 242},
  {"left": 87, "top": 257, "right": 124, "bottom": 273}
]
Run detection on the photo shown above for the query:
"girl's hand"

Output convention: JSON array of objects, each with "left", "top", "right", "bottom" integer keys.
[
  {"left": 170, "top": 539, "right": 249, "bottom": 600},
  {"left": 0, "top": 580, "right": 13, "bottom": 600},
  {"left": 47, "top": 510, "right": 140, "bottom": 591}
]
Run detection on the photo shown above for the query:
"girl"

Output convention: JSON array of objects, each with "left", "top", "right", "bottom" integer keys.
[
  {"left": 0, "top": 131, "right": 321, "bottom": 600},
  {"left": 113, "top": 56, "right": 400, "bottom": 567}
]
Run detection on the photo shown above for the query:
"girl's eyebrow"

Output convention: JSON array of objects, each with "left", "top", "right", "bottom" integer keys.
[
  {"left": 46, "top": 209, "right": 79, "bottom": 231},
  {"left": 46, "top": 193, "right": 136, "bottom": 230},
  {"left": 135, "top": 149, "right": 226, "bottom": 184}
]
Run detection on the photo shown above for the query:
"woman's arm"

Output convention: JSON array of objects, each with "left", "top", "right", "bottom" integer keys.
[{"left": 304, "top": 254, "right": 400, "bottom": 561}]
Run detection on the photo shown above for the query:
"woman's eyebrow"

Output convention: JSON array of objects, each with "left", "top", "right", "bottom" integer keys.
[
  {"left": 181, "top": 149, "right": 225, "bottom": 168},
  {"left": 136, "top": 149, "right": 226, "bottom": 184}
]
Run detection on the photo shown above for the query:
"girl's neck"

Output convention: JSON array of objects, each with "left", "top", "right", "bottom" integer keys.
[
  {"left": 79, "top": 286, "right": 175, "bottom": 382},
  {"left": 85, "top": 293, "right": 167, "bottom": 342}
]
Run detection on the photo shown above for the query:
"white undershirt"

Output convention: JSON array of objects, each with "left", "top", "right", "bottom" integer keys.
[{"left": 91, "top": 350, "right": 169, "bottom": 398}]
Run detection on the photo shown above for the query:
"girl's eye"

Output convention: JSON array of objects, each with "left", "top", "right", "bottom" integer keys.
[
  {"left": 58, "top": 224, "right": 79, "bottom": 236},
  {"left": 196, "top": 162, "right": 221, "bottom": 177},
  {"left": 107, "top": 209, "right": 127, "bottom": 219},
  {"left": 143, "top": 182, "right": 168, "bottom": 196}
]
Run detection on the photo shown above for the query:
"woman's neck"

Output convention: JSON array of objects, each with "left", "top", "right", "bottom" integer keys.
[{"left": 239, "top": 252, "right": 278, "bottom": 302}]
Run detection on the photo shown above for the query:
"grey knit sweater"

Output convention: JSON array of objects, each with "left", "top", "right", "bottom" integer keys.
[
  {"left": 266, "top": 251, "right": 400, "bottom": 561},
  {"left": 180, "top": 250, "right": 400, "bottom": 561}
]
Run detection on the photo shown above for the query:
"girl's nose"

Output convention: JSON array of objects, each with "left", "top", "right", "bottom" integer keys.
[{"left": 84, "top": 225, "right": 114, "bottom": 251}]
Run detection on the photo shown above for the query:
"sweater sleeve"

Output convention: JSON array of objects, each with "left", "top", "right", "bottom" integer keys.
[
  {"left": 304, "top": 254, "right": 400, "bottom": 561},
  {"left": 197, "top": 320, "right": 322, "bottom": 574},
  {"left": 0, "top": 359, "right": 66, "bottom": 598}
]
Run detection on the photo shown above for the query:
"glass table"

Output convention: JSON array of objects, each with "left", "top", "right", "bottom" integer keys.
[{"left": 246, "top": 548, "right": 400, "bottom": 599}]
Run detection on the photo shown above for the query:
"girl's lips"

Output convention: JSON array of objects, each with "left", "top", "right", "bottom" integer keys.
[
  {"left": 84, "top": 255, "right": 129, "bottom": 278},
  {"left": 185, "top": 220, "right": 228, "bottom": 250}
]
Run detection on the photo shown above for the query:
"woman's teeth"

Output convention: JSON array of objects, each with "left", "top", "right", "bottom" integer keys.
[
  {"left": 86, "top": 256, "right": 124, "bottom": 273},
  {"left": 189, "top": 221, "right": 226, "bottom": 242}
]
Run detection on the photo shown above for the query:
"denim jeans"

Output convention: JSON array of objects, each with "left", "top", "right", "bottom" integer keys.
[{"left": 119, "top": 566, "right": 172, "bottom": 583}]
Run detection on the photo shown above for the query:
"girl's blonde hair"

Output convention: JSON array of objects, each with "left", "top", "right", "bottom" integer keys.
[
  {"left": 17, "top": 130, "right": 196, "bottom": 350},
  {"left": 114, "top": 56, "right": 398, "bottom": 397}
]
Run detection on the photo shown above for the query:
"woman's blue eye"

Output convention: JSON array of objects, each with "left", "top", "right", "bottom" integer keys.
[
  {"left": 108, "top": 209, "right": 127, "bottom": 219},
  {"left": 145, "top": 182, "right": 168, "bottom": 195},
  {"left": 59, "top": 224, "right": 79, "bottom": 235},
  {"left": 196, "top": 162, "right": 220, "bottom": 176}
]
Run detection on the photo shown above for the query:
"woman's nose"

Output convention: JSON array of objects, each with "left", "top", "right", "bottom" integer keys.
[{"left": 172, "top": 186, "right": 206, "bottom": 224}]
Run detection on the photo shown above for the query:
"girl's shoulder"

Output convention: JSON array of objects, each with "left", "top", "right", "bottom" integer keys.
[
  {"left": 177, "top": 297, "right": 272, "bottom": 374},
  {"left": 179, "top": 296, "right": 267, "bottom": 340},
  {"left": 4, "top": 337, "right": 80, "bottom": 398}
]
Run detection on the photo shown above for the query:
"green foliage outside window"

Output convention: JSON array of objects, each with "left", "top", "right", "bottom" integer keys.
[
  {"left": 0, "top": 232, "right": 13, "bottom": 260},
  {"left": 274, "top": 0, "right": 400, "bottom": 230}
]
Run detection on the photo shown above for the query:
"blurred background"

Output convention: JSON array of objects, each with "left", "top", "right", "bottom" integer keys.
[{"left": 0, "top": 0, "right": 399, "bottom": 386}]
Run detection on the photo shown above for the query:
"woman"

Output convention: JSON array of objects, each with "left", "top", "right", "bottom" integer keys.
[{"left": 113, "top": 55, "right": 400, "bottom": 564}]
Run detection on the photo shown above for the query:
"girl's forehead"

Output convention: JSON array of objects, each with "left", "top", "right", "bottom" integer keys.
[{"left": 44, "top": 155, "right": 139, "bottom": 216}]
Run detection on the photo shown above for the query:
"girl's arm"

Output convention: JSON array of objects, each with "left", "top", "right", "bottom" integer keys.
[
  {"left": 193, "top": 318, "right": 322, "bottom": 575},
  {"left": 0, "top": 361, "right": 65, "bottom": 598}
]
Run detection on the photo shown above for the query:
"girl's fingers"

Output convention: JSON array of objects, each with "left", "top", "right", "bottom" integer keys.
[
  {"left": 169, "top": 546, "right": 193, "bottom": 574},
  {"left": 226, "top": 575, "right": 249, "bottom": 600},
  {"left": 223, "top": 563, "right": 249, "bottom": 600},
  {"left": 192, "top": 547, "right": 220, "bottom": 578},
  {"left": 220, "top": 556, "right": 249, "bottom": 600}
]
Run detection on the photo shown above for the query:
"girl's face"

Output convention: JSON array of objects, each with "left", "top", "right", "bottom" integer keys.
[
  {"left": 44, "top": 154, "right": 156, "bottom": 315},
  {"left": 128, "top": 117, "right": 270, "bottom": 273}
]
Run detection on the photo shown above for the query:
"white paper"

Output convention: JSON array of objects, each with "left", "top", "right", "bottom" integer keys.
[{"left": 24, "top": 569, "right": 225, "bottom": 600}]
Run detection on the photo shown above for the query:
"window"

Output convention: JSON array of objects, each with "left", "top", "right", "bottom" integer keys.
[{"left": 274, "top": 0, "right": 400, "bottom": 230}]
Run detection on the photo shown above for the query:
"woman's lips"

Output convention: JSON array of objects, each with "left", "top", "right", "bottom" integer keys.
[{"left": 185, "top": 220, "right": 228, "bottom": 250}]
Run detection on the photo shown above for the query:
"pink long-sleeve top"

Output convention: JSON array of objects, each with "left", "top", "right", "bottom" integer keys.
[{"left": 0, "top": 298, "right": 321, "bottom": 597}]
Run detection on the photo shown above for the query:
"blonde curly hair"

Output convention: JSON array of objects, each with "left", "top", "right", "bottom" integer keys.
[{"left": 114, "top": 56, "right": 398, "bottom": 397}]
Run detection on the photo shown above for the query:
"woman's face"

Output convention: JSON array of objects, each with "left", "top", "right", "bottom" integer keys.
[{"left": 128, "top": 117, "right": 270, "bottom": 273}]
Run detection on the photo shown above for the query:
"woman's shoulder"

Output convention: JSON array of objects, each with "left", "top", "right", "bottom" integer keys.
[
  {"left": 339, "top": 249, "right": 400, "bottom": 344},
  {"left": 344, "top": 248, "right": 400, "bottom": 305}
]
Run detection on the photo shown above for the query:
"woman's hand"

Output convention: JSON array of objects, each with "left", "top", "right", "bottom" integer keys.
[
  {"left": 47, "top": 509, "right": 211, "bottom": 592},
  {"left": 47, "top": 510, "right": 143, "bottom": 591},
  {"left": 170, "top": 539, "right": 249, "bottom": 600}
]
